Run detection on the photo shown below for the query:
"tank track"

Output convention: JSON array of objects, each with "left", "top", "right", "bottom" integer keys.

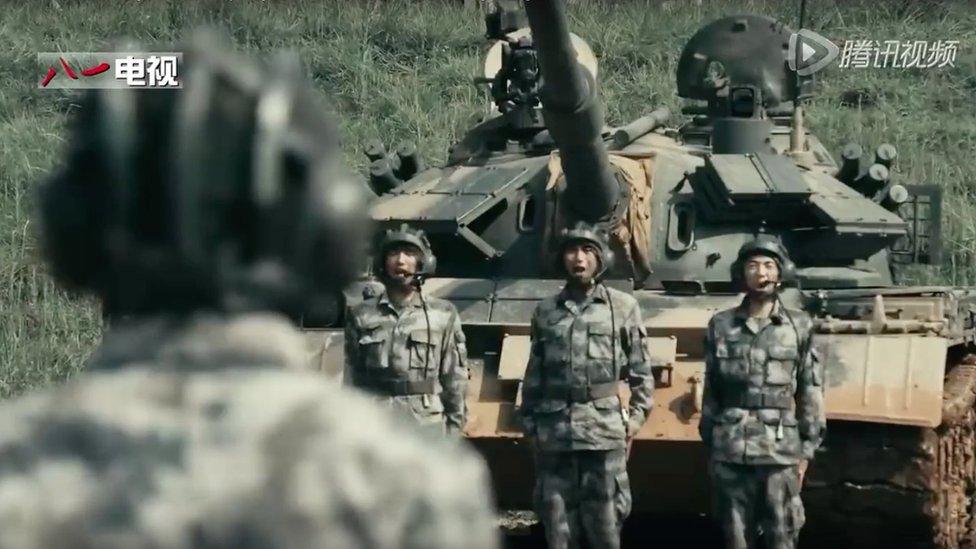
[{"left": 803, "top": 359, "right": 976, "bottom": 548}]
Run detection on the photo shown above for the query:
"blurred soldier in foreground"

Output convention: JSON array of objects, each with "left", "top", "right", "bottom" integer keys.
[
  {"left": 520, "top": 223, "right": 654, "bottom": 549},
  {"left": 700, "top": 237, "right": 826, "bottom": 549},
  {"left": 0, "top": 33, "right": 498, "bottom": 549},
  {"left": 344, "top": 225, "right": 468, "bottom": 435}
]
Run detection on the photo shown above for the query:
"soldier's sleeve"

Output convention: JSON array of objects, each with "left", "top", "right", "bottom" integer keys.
[
  {"left": 439, "top": 307, "right": 468, "bottom": 435},
  {"left": 796, "top": 317, "right": 826, "bottom": 459},
  {"left": 343, "top": 312, "right": 360, "bottom": 387},
  {"left": 623, "top": 301, "right": 654, "bottom": 437},
  {"left": 698, "top": 317, "right": 721, "bottom": 449},
  {"left": 518, "top": 308, "right": 544, "bottom": 437}
]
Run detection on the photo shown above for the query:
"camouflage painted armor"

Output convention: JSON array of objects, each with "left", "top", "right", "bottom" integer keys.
[
  {"left": 699, "top": 298, "right": 825, "bottom": 465},
  {"left": 700, "top": 298, "right": 825, "bottom": 548},
  {"left": 520, "top": 284, "right": 654, "bottom": 451},
  {"left": 520, "top": 283, "right": 653, "bottom": 549},
  {"left": 0, "top": 313, "right": 500, "bottom": 549},
  {"left": 345, "top": 290, "right": 468, "bottom": 433}
]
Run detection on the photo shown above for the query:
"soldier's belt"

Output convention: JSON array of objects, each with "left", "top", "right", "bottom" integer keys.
[
  {"left": 723, "top": 388, "right": 793, "bottom": 409},
  {"left": 543, "top": 382, "right": 619, "bottom": 403},
  {"left": 361, "top": 378, "right": 436, "bottom": 396}
]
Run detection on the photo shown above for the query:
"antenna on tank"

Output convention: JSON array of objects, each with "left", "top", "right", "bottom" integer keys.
[
  {"left": 789, "top": 0, "right": 808, "bottom": 154},
  {"left": 795, "top": 0, "right": 808, "bottom": 92}
]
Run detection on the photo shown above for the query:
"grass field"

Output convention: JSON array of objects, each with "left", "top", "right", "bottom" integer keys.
[{"left": 0, "top": 0, "right": 974, "bottom": 397}]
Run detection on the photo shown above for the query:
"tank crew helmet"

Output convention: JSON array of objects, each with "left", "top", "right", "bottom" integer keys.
[
  {"left": 730, "top": 235, "right": 798, "bottom": 291},
  {"left": 373, "top": 224, "right": 437, "bottom": 284},
  {"left": 555, "top": 221, "right": 615, "bottom": 280},
  {"left": 37, "top": 30, "right": 371, "bottom": 321}
]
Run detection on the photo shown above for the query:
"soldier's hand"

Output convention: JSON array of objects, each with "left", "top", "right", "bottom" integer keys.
[{"left": 798, "top": 460, "right": 809, "bottom": 485}]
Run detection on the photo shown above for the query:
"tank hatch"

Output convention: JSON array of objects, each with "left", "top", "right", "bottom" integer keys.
[
  {"left": 692, "top": 153, "right": 812, "bottom": 223},
  {"left": 369, "top": 160, "right": 546, "bottom": 267}
]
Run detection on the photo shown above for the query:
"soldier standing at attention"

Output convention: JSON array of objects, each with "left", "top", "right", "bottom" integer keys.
[
  {"left": 700, "top": 237, "right": 826, "bottom": 549},
  {"left": 345, "top": 225, "right": 469, "bottom": 435},
  {"left": 520, "top": 222, "right": 655, "bottom": 549}
]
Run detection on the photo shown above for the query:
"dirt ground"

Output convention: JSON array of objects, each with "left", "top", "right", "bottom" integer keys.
[
  {"left": 499, "top": 510, "right": 936, "bottom": 548},
  {"left": 500, "top": 511, "right": 723, "bottom": 548}
]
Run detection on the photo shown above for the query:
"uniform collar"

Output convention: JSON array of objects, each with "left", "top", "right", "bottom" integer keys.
[
  {"left": 377, "top": 289, "right": 422, "bottom": 311},
  {"left": 557, "top": 283, "right": 608, "bottom": 310},
  {"left": 733, "top": 295, "right": 784, "bottom": 325}
]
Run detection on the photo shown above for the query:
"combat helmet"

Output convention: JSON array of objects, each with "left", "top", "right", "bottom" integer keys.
[
  {"left": 38, "top": 30, "right": 370, "bottom": 321},
  {"left": 373, "top": 224, "right": 437, "bottom": 282},
  {"left": 730, "top": 235, "right": 798, "bottom": 290},
  {"left": 555, "top": 222, "right": 615, "bottom": 280}
]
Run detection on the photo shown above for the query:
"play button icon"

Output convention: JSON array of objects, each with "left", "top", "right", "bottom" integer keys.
[
  {"left": 788, "top": 29, "right": 840, "bottom": 76},
  {"left": 801, "top": 42, "right": 817, "bottom": 62}
]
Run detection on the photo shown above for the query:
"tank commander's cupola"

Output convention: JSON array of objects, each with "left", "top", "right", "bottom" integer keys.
[
  {"left": 710, "top": 84, "right": 773, "bottom": 154},
  {"left": 675, "top": 15, "right": 815, "bottom": 154}
]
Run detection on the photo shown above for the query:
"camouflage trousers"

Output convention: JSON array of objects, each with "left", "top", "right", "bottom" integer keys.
[
  {"left": 709, "top": 461, "right": 805, "bottom": 549},
  {"left": 533, "top": 449, "right": 631, "bottom": 549}
]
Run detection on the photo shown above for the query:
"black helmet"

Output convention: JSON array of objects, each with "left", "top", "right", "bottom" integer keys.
[
  {"left": 38, "top": 30, "right": 371, "bottom": 321},
  {"left": 554, "top": 222, "right": 615, "bottom": 280},
  {"left": 373, "top": 224, "right": 437, "bottom": 283},
  {"left": 730, "top": 235, "right": 797, "bottom": 290}
]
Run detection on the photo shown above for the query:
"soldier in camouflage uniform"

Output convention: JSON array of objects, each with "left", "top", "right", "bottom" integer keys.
[
  {"left": 520, "top": 222, "right": 655, "bottom": 549},
  {"left": 700, "top": 236, "right": 826, "bottom": 549},
  {"left": 0, "top": 33, "right": 499, "bottom": 549},
  {"left": 345, "top": 225, "right": 468, "bottom": 435}
]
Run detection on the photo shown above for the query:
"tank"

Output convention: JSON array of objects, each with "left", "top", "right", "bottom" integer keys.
[{"left": 302, "top": 2, "right": 976, "bottom": 546}]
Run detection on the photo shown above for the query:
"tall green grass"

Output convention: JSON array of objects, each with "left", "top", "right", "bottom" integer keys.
[{"left": 0, "top": 0, "right": 973, "bottom": 396}]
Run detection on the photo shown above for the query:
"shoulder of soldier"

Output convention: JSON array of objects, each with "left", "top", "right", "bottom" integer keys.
[
  {"left": 89, "top": 312, "right": 306, "bottom": 372},
  {"left": 421, "top": 295, "right": 458, "bottom": 316},
  {"left": 708, "top": 307, "right": 738, "bottom": 332},
  {"left": 783, "top": 306, "right": 814, "bottom": 333},
  {"left": 532, "top": 294, "right": 561, "bottom": 321},
  {"left": 348, "top": 297, "right": 380, "bottom": 324},
  {"left": 603, "top": 286, "right": 639, "bottom": 313},
  {"left": 421, "top": 296, "right": 465, "bottom": 333},
  {"left": 0, "top": 368, "right": 496, "bottom": 548}
]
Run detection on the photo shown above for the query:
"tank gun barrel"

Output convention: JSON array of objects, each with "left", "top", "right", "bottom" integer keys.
[{"left": 522, "top": 0, "right": 618, "bottom": 223}]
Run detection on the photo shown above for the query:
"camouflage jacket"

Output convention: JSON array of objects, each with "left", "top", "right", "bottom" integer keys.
[
  {"left": 520, "top": 284, "right": 654, "bottom": 452},
  {"left": 344, "top": 290, "right": 468, "bottom": 434},
  {"left": 699, "top": 298, "right": 826, "bottom": 465},
  {"left": 0, "top": 313, "right": 499, "bottom": 549}
]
